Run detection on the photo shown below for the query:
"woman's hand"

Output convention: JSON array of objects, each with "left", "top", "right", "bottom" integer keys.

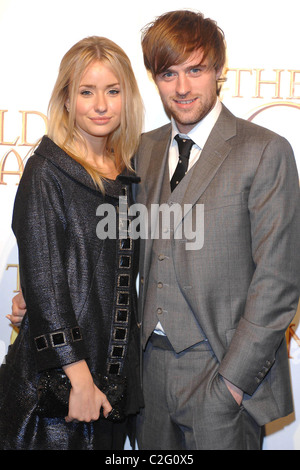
[
  {"left": 6, "top": 291, "right": 27, "bottom": 327},
  {"left": 63, "top": 360, "right": 112, "bottom": 423}
]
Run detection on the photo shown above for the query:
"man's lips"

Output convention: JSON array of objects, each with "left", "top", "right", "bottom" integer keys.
[{"left": 173, "top": 97, "right": 198, "bottom": 107}]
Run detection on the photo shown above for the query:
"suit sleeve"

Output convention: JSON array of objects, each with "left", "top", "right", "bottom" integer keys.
[
  {"left": 12, "top": 156, "right": 88, "bottom": 371},
  {"left": 218, "top": 135, "right": 300, "bottom": 395}
]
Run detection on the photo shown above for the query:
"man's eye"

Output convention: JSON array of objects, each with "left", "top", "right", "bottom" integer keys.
[
  {"left": 189, "top": 68, "right": 203, "bottom": 75},
  {"left": 189, "top": 67, "right": 206, "bottom": 75},
  {"left": 161, "top": 72, "right": 175, "bottom": 80}
]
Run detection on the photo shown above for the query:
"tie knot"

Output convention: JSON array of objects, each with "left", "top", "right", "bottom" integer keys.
[{"left": 174, "top": 135, "right": 194, "bottom": 159}]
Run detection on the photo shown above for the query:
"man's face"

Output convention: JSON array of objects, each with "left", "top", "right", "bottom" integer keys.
[{"left": 155, "top": 49, "right": 222, "bottom": 134}]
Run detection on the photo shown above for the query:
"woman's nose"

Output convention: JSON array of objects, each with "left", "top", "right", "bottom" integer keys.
[{"left": 95, "top": 93, "right": 107, "bottom": 113}]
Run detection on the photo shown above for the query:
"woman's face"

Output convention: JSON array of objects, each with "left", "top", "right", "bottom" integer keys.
[{"left": 74, "top": 60, "right": 122, "bottom": 143}]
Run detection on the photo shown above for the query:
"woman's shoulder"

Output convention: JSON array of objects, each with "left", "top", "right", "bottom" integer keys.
[
  {"left": 19, "top": 138, "right": 70, "bottom": 198},
  {"left": 22, "top": 136, "right": 80, "bottom": 187}
]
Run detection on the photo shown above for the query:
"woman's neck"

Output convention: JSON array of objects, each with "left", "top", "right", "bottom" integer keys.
[{"left": 79, "top": 129, "right": 119, "bottom": 180}]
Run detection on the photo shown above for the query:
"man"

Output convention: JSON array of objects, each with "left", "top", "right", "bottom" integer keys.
[
  {"left": 134, "top": 10, "right": 300, "bottom": 450},
  {"left": 10, "top": 10, "right": 300, "bottom": 450}
]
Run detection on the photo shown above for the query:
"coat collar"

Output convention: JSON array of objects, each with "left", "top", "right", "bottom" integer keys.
[{"left": 34, "top": 136, "right": 139, "bottom": 198}]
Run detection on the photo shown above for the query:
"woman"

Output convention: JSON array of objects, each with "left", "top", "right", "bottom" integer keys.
[{"left": 0, "top": 36, "right": 144, "bottom": 450}]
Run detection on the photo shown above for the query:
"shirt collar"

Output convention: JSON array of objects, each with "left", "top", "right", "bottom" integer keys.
[{"left": 171, "top": 98, "right": 222, "bottom": 150}]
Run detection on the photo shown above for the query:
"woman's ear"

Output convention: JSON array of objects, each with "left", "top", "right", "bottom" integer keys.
[{"left": 65, "top": 98, "right": 70, "bottom": 112}]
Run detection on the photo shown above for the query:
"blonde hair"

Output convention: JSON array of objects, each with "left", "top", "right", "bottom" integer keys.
[{"left": 47, "top": 36, "right": 143, "bottom": 190}]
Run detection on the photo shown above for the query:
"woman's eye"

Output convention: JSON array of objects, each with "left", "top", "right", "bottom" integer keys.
[{"left": 108, "top": 89, "right": 120, "bottom": 95}]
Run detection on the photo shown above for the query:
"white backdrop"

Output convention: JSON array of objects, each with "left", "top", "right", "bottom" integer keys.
[{"left": 0, "top": 0, "right": 299, "bottom": 450}]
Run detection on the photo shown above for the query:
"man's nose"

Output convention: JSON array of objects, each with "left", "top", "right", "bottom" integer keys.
[{"left": 175, "top": 74, "right": 191, "bottom": 97}]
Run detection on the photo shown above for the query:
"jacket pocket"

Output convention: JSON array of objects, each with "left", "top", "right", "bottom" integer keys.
[{"left": 215, "top": 373, "right": 244, "bottom": 412}]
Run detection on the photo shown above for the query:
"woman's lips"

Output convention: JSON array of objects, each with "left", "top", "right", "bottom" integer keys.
[{"left": 89, "top": 116, "right": 112, "bottom": 124}]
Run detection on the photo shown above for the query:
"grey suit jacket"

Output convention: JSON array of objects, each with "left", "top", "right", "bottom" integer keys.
[{"left": 134, "top": 104, "right": 300, "bottom": 426}]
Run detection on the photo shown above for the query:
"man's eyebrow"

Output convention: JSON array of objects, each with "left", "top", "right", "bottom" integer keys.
[
  {"left": 159, "top": 62, "right": 208, "bottom": 74},
  {"left": 186, "top": 62, "right": 208, "bottom": 70}
]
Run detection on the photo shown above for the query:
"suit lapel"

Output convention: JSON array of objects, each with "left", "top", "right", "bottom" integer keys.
[
  {"left": 173, "top": 105, "right": 237, "bottom": 230},
  {"left": 142, "top": 128, "right": 171, "bottom": 207},
  {"left": 138, "top": 126, "right": 171, "bottom": 292}
]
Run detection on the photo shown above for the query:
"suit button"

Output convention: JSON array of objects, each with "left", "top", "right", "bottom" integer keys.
[
  {"left": 157, "top": 282, "right": 163, "bottom": 288},
  {"left": 140, "top": 276, "right": 144, "bottom": 284},
  {"left": 158, "top": 254, "right": 165, "bottom": 261},
  {"left": 157, "top": 308, "right": 163, "bottom": 315}
]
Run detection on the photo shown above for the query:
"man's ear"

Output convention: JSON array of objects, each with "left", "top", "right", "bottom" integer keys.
[{"left": 216, "top": 67, "right": 223, "bottom": 80}]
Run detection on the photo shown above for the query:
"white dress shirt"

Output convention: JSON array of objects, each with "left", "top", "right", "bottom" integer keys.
[{"left": 169, "top": 98, "right": 222, "bottom": 179}]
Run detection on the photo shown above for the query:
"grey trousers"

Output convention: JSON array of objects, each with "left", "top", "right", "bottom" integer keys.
[{"left": 136, "top": 335, "right": 262, "bottom": 450}]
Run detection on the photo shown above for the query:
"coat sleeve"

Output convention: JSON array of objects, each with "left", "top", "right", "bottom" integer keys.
[
  {"left": 218, "top": 135, "right": 300, "bottom": 395},
  {"left": 12, "top": 155, "right": 88, "bottom": 371}
]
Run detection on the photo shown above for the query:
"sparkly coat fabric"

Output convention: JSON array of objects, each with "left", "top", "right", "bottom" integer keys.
[{"left": 0, "top": 136, "right": 143, "bottom": 450}]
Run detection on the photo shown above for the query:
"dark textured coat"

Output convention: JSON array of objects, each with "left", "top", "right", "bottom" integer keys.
[{"left": 0, "top": 136, "right": 142, "bottom": 450}]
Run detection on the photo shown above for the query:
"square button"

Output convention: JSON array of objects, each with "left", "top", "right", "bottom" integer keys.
[
  {"left": 117, "top": 292, "right": 129, "bottom": 305},
  {"left": 34, "top": 335, "right": 48, "bottom": 351},
  {"left": 118, "top": 274, "right": 130, "bottom": 287},
  {"left": 114, "top": 328, "right": 127, "bottom": 340},
  {"left": 120, "top": 238, "right": 132, "bottom": 250},
  {"left": 108, "top": 362, "right": 121, "bottom": 374},
  {"left": 112, "top": 346, "right": 125, "bottom": 358},
  {"left": 50, "top": 331, "right": 66, "bottom": 347},
  {"left": 119, "top": 256, "right": 131, "bottom": 268},
  {"left": 115, "top": 309, "right": 128, "bottom": 323}
]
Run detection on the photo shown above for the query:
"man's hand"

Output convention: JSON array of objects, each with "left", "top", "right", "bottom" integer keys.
[
  {"left": 6, "top": 291, "right": 27, "bottom": 327},
  {"left": 223, "top": 377, "right": 243, "bottom": 406}
]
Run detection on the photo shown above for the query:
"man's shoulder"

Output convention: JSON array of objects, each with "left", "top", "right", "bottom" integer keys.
[
  {"left": 221, "top": 104, "right": 286, "bottom": 142},
  {"left": 140, "top": 123, "right": 172, "bottom": 144},
  {"left": 220, "top": 105, "right": 294, "bottom": 165},
  {"left": 134, "top": 123, "right": 171, "bottom": 172}
]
